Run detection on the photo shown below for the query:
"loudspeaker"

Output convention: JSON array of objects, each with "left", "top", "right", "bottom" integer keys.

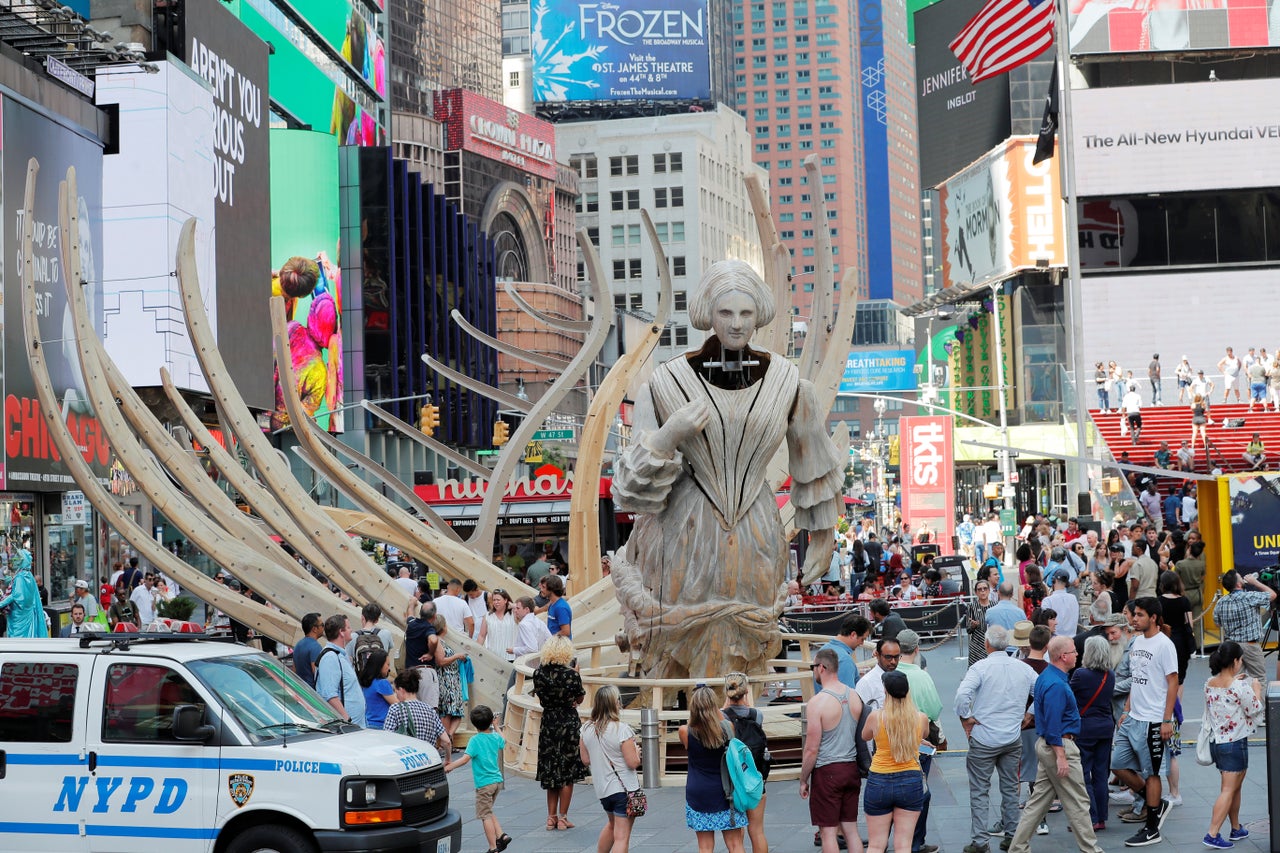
[
  {"left": 1077, "top": 492, "right": 1092, "bottom": 516},
  {"left": 413, "top": 470, "right": 434, "bottom": 485}
]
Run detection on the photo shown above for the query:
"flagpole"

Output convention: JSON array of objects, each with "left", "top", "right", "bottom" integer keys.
[{"left": 1053, "top": 0, "right": 1093, "bottom": 516}]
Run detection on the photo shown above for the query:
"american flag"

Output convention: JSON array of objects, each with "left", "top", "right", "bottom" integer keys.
[{"left": 950, "top": 0, "right": 1055, "bottom": 84}]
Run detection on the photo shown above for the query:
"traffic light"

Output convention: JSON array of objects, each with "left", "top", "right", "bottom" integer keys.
[
  {"left": 492, "top": 420, "right": 510, "bottom": 446},
  {"left": 419, "top": 404, "right": 440, "bottom": 436}
]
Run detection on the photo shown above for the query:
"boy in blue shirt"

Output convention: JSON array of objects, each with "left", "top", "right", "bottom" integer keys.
[{"left": 445, "top": 705, "right": 510, "bottom": 853}]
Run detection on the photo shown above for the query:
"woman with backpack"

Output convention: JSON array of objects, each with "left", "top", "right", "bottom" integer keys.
[
  {"left": 722, "top": 672, "right": 769, "bottom": 853},
  {"left": 382, "top": 667, "right": 451, "bottom": 754},
  {"left": 357, "top": 648, "right": 397, "bottom": 730},
  {"left": 679, "top": 686, "right": 747, "bottom": 852},
  {"left": 579, "top": 685, "right": 642, "bottom": 853}
]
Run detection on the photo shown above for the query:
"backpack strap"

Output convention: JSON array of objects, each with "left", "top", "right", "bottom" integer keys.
[{"left": 317, "top": 646, "right": 346, "bottom": 706}]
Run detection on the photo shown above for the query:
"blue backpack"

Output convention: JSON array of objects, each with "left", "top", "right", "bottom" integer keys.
[{"left": 718, "top": 720, "right": 764, "bottom": 812}]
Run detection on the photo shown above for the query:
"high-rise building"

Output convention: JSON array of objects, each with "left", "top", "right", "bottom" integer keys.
[
  {"left": 559, "top": 106, "right": 765, "bottom": 363},
  {"left": 732, "top": 0, "right": 868, "bottom": 349},
  {"left": 881, "top": 0, "right": 924, "bottom": 304}
]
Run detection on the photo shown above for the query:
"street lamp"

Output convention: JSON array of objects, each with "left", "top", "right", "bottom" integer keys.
[{"left": 873, "top": 398, "right": 889, "bottom": 534}]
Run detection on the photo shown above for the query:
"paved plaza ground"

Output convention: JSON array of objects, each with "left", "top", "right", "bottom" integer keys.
[{"left": 448, "top": 651, "right": 1274, "bottom": 852}]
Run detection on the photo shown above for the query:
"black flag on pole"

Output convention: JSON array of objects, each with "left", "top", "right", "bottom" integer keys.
[{"left": 1032, "top": 61, "right": 1059, "bottom": 165}]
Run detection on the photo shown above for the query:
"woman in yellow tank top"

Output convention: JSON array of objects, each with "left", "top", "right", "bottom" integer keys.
[{"left": 862, "top": 670, "right": 930, "bottom": 853}]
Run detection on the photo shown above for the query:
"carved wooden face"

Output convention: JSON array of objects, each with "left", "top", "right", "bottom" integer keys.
[{"left": 710, "top": 290, "right": 757, "bottom": 351}]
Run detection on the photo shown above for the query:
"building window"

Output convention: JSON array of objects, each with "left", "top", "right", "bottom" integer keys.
[
  {"left": 611, "top": 190, "right": 640, "bottom": 210},
  {"left": 671, "top": 256, "right": 687, "bottom": 276},
  {"left": 569, "top": 156, "right": 597, "bottom": 178},
  {"left": 673, "top": 290, "right": 688, "bottom": 311},
  {"left": 675, "top": 326, "right": 689, "bottom": 347},
  {"left": 613, "top": 293, "right": 627, "bottom": 310},
  {"left": 671, "top": 221, "right": 685, "bottom": 241},
  {"left": 587, "top": 227, "right": 599, "bottom": 245},
  {"left": 612, "top": 259, "right": 627, "bottom": 280},
  {"left": 628, "top": 259, "right": 641, "bottom": 279},
  {"left": 655, "top": 187, "right": 684, "bottom": 208},
  {"left": 508, "top": 71, "right": 520, "bottom": 87},
  {"left": 659, "top": 327, "right": 672, "bottom": 347},
  {"left": 653, "top": 153, "right": 683, "bottom": 173},
  {"left": 629, "top": 292, "right": 644, "bottom": 311},
  {"left": 576, "top": 192, "right": 598, "bottom": 213},
  {"left": 609, "top": 155, "right": 639, "bottom": 176}
]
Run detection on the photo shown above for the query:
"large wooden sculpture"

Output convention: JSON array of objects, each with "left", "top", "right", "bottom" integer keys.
[{"left": 608, "top": 261, "right": 846, "bottom": 680}]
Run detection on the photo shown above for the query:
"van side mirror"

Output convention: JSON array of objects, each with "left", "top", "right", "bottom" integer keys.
[{"left": 172, "top": 705, "right": 215, "bottom": 742}]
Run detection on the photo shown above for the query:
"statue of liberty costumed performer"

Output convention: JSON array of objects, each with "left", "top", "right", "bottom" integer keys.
[{"left": 0, "top": 547, "right": 48, "bottom": 638}]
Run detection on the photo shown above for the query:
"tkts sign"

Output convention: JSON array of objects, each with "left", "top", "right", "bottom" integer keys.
[{"left": 899, "top": 416, "right": 955, "bottom": 552}]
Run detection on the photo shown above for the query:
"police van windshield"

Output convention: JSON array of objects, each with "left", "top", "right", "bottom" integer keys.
[{"left": 188, "top": 654, "right": 342, "bottom": 742}]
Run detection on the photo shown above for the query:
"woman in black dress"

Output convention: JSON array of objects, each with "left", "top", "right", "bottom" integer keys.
[
  {"left": 532, "top": 635, "right": 588, "bottom": 830},
  {"left": 1159, "top": 571, "right": 1195, "bottom": 684}
]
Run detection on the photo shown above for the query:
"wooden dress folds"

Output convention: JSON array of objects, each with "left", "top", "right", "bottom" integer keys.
[{"left": 611, "top": 354, "right": 845, "bottom": 679}]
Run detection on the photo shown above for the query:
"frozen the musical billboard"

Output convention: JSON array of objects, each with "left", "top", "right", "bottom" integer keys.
[{"left": 532, "top": 0, "right": 713, "bottom": 102}]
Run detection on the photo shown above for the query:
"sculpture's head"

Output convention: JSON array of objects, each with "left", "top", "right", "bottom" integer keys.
[{"left": 688, "top": 260, "right": 775, "bottom": 349}]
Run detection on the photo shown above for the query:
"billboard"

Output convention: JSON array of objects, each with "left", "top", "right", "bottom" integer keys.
[
  {"left": 939, "top": 137, "right": 1066, "bottom": 288},
  {"left": 2, "top": 96, "right": 110, "bottom": 489},
  {"left": 1228, "top": 474, "right": 1280, "bottom": 574},
  {"left": 433, "top": 89, "right": 558, "bottom": 181},
  {"left": 899, "top": 416, "right": 955, "bottom": 552},
  {"left": 97, "top": 62, "right": 218, "bottom": 396},
  {"left": 532, "top": 0, "right": 713, "bottom": 102},
  {"left": 1068, "top": 0, "right": 1278, "bottom": 54},
  {"left": 269, "top": 130, "right": 343, "bottom": 433},
  {"left": 914, "top": 0, "right": 1011, "bottom": 188},
  {"left": 1071, "top": 78, "right": 1280, "bottom": 197},
  {"left": 237, "top": 0, "right": 385, "bottom": 145},
  {"left": 861, "top": 0, "right": 892, "bottom": 300},
  {"left": 184, "top": 0, "right": 273, "bottom": 407},
  {"left": 840, "top": 350, "right": 919, "bottom": 394}
]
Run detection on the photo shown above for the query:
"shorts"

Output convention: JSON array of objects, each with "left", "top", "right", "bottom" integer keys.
[
  {"left": 601, "top": 791, "right": 629, "bottom": 817},
  {"left": 1127, "top": 413, "right": 1142, "bottom": 429},
  {"left": 1225, "top": 374, "right": 1238, "bottom": 389},
  {"left": 1192, "top": 415, "right": 1207, "bottom": 425},
  {"left": 863, "top": 769, "right": 925, "bottom": 817},
  {"left": 1211, "top": 737, "right": 1249, "bottom": 773},
  {"left": 1252, "top": 382, "right": 1267, "bottom": 401},
  {"left": 1178, "top": 378, "right": 1191, "bottom": 388},
  {"left": 1111, "top": 716, "right": 1165, "bottom": 779},
  {"left": 475, "top": 782, "right": 502, "bottom": 820},
  {"left": 810, "top": 760, "right": 861, "bottom": 826}
]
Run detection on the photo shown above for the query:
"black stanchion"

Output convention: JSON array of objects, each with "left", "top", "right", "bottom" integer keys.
[{"left": 1267, "top": 682, "right": 1280, "bottom": 853}]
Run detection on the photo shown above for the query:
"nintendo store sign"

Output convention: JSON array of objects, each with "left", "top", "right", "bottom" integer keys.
[{"left": 433, "top": 89, "right": 557, "bottom": 180}]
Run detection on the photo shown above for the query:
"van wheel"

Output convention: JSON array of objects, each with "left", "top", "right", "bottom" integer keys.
[{"left": 226, "top": 824, "right": 317, "bottom": 853}]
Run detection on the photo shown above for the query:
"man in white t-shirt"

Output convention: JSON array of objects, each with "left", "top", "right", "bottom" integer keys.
[
  {"left": 130, "top": 573, "right": 158, "bottom": 626},
  {"left": 1219, "top": 347, "right": 1242, "bottom": 403},
  {"left": 462, "top": 579, "right": 488, "bottom": 638},
  {"left": 1110, "top": 596, "right": 1179, "bottom": 847},
  {"left": 854, "top": 637, "right": 900, "bottom": 712},
  {"left": 393, "top": 565, "right": 418, "bottom": 597},
  {"left": 433, "top": 579, "right": 475, "bottom": 638}
]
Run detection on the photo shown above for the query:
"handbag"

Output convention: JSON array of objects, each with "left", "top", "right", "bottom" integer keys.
[
  {"left": 1195, "top": 722, "right": 1214, "bottom": 766},
  {"left": 598, "top": 727, "right": 647, "bottom": 818}
]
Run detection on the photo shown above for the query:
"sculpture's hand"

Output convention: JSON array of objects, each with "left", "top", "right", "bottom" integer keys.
[
  {"left": 650, "top": 400, "right": 711, "bottom": 457},
  {"left": 799, "top": 528, "right": 835, "bottom": 585}
]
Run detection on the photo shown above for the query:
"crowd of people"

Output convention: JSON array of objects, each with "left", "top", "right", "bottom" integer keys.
[{"left": 1093, "top": 348, "right": 1280, "bottom": 413}]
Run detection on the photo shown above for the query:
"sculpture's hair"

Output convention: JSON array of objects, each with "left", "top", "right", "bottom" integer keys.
[{"left": 687, "top": 260, "right": 775, "bottom": 331}]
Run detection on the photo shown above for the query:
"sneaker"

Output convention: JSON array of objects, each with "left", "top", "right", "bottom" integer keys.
[
  {"left": 913, "top": 846, "right": 940, "bottom": 853},
  {"left": 1036, "top": 821, "right": 1049, "bottom": 836},
  {"left": 1125, "top": 827, "right": 1162, "bottom": 847},
  {"left": 1049, "top": 800, "right": 1063, "bottom": 813},
  {"left": 1000, "top": 835, "right": 1014, "bottom": 851},
  {"left": 1094, "top": 823, "right": 1106, "bottom": 832},
  {"left": 964, "top": 844, "right": 991, "bottom": 853},
  {"left": 1229, "top": 827, "right": 1250, "bottom": 841},
  {"left": 1163, "top": 794, "right": 1183, "bottom": 807},
  {"left": 988, "top": 821, "right": 1006, "bottom": 837},
  {"left": 1110, "top": 790, "right": 1138, "bottom": 804},
  {"left": 1155, "top": 799, "right": 1172, "bottom": 830},
  {"left": 1203, "top": 834, "right": 1234, "bottom": 849},
  {"left": 1120, "top": 806, "right": 1149, "bottom": 823}
]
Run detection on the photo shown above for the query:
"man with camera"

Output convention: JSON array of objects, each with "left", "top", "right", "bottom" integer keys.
[{"left": 1213, "top": 570, "right": 1277, "bottom": 682}]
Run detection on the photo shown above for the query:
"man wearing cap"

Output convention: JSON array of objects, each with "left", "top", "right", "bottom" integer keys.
[
  {"left": 1043, "top": 572, "right": 1079, "bottom": 638},
  {"left": 71, "top": 579, "right": 100, "bottom": 619},
  {"left": 955, "top": 625, "right": 1038, "bottom": 852},
  {"left": 856, "top": 637, "right": 901, "bottom": 713},
  {"left": 1006, "top": 637, "right": 1100, "bottom": 853},
  {"left": 801, "top": 648, "right": 866, "bottom": 853},
  {"left": 896, "top": 630, "right": 942, "bottom": 853}
]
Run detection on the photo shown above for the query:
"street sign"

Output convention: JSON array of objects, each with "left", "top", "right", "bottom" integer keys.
[
  {"left": 532, "top": 429, "right": 574, "bottom": 441},
  {"left": 1009, "top": 472, "right": 1020, "bottom": 484},
  {"left": 999, "top": 508, "right": 1017, "bottom": 536},
  {"left": 476, "top": 449, "right": 501, "bottom": 456}
]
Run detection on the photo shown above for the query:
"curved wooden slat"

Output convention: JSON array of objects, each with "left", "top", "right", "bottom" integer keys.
[
  {"left": 172, "top": 220, "right": 408, "bottom": 624},
  {"left": 744, "top": 173, "right": 794, "bottom": 357},
  {"left": 360, "top": 401, "right": 490, "bottom": 480},
  {"left": 450, "top": 309, "right": 570, "bottom": 372},
  {"left": 800, "top": 155, "right": 837, "bottom": 384},
  {"left": 421, "top": 355, "right": 534, "bottom": 414},
  {"left": 504, "top": 283, "right": 593, "bottom": 332},
  {"left": 569, "top": 210, "right": 670, "bottom": 589}
]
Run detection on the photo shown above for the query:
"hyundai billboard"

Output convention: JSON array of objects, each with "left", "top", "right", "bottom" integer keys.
[{"left": 533, "top": 0, "right": 713, "bottom": 102}]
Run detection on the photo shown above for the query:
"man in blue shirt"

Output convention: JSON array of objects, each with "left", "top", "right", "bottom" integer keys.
[
  {"left": 292, "top": 611, "right": 324, "bottom": 688},
  {"left": 819, "top": 614, "right": 871, "bottom": 688},
  {"left": 1005, "top": 637, "right": 1099, "bottom": 853},
  {"left": 985, "top": 582, "right": 1024, "bottom": 631},
  {"left": 544, "top": 574, "right": 572, "bottom": 637},
  {"left": 315, "top": 614, "right": 365, "bottom": 727}
]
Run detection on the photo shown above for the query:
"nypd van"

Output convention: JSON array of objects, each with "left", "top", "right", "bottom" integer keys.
[{"left": 0, "top": 634, "right": 461, "bottom": 853}]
